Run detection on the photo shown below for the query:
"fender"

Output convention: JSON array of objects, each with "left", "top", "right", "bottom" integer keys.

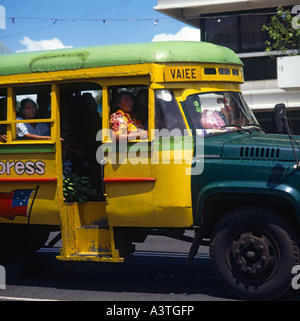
[{"left": 195, "top": 180, "right": 300, "bottom": 225}]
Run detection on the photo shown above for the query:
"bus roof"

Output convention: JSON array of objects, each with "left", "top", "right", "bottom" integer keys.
[{"left": 0, "top": 41, "right": 243, "bottom": 77}]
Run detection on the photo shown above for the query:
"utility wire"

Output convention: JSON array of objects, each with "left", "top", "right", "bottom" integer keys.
[
  {"left": 5, "top": 10, "right": 277, "bottom": 25},
  {"left": 0, "top": 0, "right": 139, "bottom": 39}
]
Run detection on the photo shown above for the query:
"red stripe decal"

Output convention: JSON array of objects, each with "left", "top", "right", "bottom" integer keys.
[
  {"left": 0, "top": 178, "right": 57, "bottom": 182},
  {"left": 103, "top": 178, "right": 156, "bottom": 183}
]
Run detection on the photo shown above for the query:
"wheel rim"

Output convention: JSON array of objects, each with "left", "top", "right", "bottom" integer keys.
[{"left": 226, "top": 226, "right": 280, "bottom": 284}]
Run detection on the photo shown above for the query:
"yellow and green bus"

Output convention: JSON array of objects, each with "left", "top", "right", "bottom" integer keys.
[{"left": 0, "top": 41, "right": 299, "bottom": 300}]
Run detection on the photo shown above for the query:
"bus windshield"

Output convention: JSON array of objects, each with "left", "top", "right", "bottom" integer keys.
[{"left": 184, "top": 91, "right": 259, "bottom": 136}]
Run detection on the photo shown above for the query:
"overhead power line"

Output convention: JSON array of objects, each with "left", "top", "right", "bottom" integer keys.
[
  {"left": 5, "top": 10, "right": 278, "bottom": 26},
  {"left": 6, "top": 16, "right": 171, "bottom": 24}
]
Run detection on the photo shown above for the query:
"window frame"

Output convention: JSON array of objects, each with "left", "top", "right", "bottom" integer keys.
[
  {"left": 202, "top": 10, "right": 273, "bottom": 53},
  {"left": 0, "top": 84, "right": 57, "bottom": 144},
  {"left": 101, "top": 83, "right": 153, "bottom": 142},
  {"left": 183, "top": 90, "right": 259, "bottom": 137}
]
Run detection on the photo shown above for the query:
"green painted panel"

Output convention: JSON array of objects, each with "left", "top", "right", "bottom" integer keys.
[
  {"left": 0, "top": 42, "right": 243, "bottom": 77},
  {"left": 0, "top": 143, "right": 56, "bottom": 154}
]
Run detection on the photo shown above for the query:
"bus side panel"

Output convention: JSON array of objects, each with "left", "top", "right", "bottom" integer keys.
[
  {"left": 151, "top": 149, "right": 194, "bottom": 227},
  {"left": 105, "top": 150, "right": 156, "bottom": 227},
  {"left": 0, "top": 152, "right": 61, "bottom": 225}
]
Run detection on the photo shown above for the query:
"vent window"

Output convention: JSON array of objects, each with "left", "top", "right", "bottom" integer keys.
[
  {"left": 218, "top": 68, "right": 231, "bottom": 75},
  {"left": 204, "top": 68, "right": 217, "bottom": 75}
]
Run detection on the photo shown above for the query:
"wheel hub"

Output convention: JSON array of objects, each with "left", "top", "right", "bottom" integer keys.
[{"left": 231, "top": 232, "right": 277, "bottom": 276}]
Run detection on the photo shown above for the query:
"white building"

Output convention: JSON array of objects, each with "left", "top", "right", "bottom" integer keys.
[{"left": 154, "top": 0, "right": 300, "bottom": 133}]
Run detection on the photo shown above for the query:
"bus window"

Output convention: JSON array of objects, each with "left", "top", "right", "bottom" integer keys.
[
  {"left": 155, "top": 89, "right": 186, "bottom": 136},
  {"left": 60, "top": 82, "right": 102, "bottom": 142},
  {"left": 15, "top": 85, "right": 51, "bottom": 140},
  {"left": 0, "top": 88, "right": 7, "bottom": 143},
  {"left": 109, "top": 86, "right": 149, "bottom": 137},
  {"left": 184, "top": 91, "right": 257, "bottom": 136}
]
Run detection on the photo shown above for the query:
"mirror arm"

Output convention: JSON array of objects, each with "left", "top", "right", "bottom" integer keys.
[{"left": 284, "top": 117, "right": 300, "bottom": 170}]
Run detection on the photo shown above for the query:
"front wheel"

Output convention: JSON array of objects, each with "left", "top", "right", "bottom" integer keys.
[{"left": 209, "top": 207, "right": 300, "bottom": 300}]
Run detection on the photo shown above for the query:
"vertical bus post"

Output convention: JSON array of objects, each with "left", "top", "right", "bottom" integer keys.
[
  {"left": 6, "top": 87, "right": 15, "bottom": 144},
  {"left": 51, "top": 84, "right": 64, "bottom": 204}
]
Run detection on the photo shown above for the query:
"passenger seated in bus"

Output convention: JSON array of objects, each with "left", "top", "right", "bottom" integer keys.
[
  {"left": 69, "top": 93, "right": 101, "bottom": 141},
  {"left": 110, "top": 91, "right": 148, "bottom": 141},
  {"left": 0, "top": 132, "right": 6, "bottom": 143},
  {"left": 0, "top": 123, "right": 6, "bottom": 142},
  {"left": 16, "top": 98, "right": 51, "bottom": 140},
  {"left": 81, "top": 92, "right": 101, "bottom": 140},
  {"left": 219, "top": 98, "right": 247, "bottom": 127}
]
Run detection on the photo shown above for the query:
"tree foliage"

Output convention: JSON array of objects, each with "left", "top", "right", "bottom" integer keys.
[{"left": 262, "top": 6, "right": 300, "bottom": 55}]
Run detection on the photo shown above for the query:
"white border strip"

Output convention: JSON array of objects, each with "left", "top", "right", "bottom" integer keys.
[{"left": 0, "top": 296, "right": 59, "bottom": 301}]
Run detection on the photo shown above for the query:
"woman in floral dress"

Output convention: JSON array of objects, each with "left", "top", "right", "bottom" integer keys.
[{"left": 110, "top": 91, "right": 148, "bottom": 141}]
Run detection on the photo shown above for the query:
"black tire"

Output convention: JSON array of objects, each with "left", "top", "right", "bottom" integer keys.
[{"left": 209, "top": 207, "right": 300, "bottom": 300}]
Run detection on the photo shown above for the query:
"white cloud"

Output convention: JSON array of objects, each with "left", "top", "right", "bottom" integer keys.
[
  {"left": 17, "top": 36, "right": 72, "bottom": 53},
  {"left": 152, "top": 26, "right": 201, "bottom": 42}
]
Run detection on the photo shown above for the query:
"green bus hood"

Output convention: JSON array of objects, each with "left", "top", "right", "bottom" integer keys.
[{"left": 220, "top": 133, "right": 300, "bottom": 161}]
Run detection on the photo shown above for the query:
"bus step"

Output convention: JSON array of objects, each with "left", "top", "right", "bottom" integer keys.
[
  {"left": 59, "top": 202, "right": 127, "bottom": 262},
  {"left": 56, "top": 252, "right": 125, "bottom": 263},
  {"left": 75, "top": 225, "right": 112, "bottom": 255}
]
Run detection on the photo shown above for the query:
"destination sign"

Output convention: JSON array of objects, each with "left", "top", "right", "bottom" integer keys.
[{"left": 164, "top": 66, "right": 201, "bottom": 82}]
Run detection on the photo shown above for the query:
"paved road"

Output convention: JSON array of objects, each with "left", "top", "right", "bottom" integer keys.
[{"left": 0, "top": 233, "right": 299, "bottom": 302}]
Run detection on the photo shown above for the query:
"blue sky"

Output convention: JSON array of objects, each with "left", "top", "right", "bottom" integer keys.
[{"left": 0, "top": 0, "right": 200, "bottom": 53}]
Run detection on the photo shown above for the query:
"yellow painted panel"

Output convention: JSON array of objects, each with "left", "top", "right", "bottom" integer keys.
[
  {"left": 105, "top": 148, "right": 194, "bottom": 227},
  {"left": 59, "top": 203, "right": 78, "bottom": 257},
  {"left": 155, "top": 207, "right": 193, "bottom": 227},
  {"left": 106, "top": 182, "right": 155, "bottom": 226},
  {"left": 0, "top": 64, "right": 152, "bottom": 85},
  {"left": 175, "top": 82, "right": 241, "bottom": 102},
  {"left": 0, "top": 153, "right": 56, "bottom": 176},
  {"left": 75, "top": 227, "right": 111, "bottom": 255},
  {"left": 152, "top": 163, "right": 191, "bottom": 208},
  {"left": 59, "top": 202, "right": 113, "bottom": 259},
  {"left": 0, "top": 153, "right": 60, "bottom": 225},
  {"left": 151, "top": 148, "right": 194, "bottom": 228},
  {"left": 164, "top": 66, "right": 202, "bottom": 82},
  {"left": 29, "top": 185, "right": 60, "bottom": 225},
  {"left": 0, "top": 183, "right": 60, "bottom": 225},
  {"left": 77, "top": 201, "right": 107, "bottom": 226},
  {"left": 105, "top": 151, "right": 155, "bottom": 227}
]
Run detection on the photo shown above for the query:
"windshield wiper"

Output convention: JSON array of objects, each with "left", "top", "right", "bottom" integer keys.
[
  {"left": 221, "top": 124, "right": 251, "bottom": 134},
  {"left": 245, "top": 123, "right": 266, "bottom": 132}
]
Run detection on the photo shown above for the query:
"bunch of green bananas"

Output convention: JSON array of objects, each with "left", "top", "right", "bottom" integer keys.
[{"left": 63, "top": 173, "right": 97, "bottom": 202}]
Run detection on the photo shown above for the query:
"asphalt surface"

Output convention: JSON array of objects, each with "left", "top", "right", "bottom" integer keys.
[{"left": 0, "top": 233, "right": 299, "bottom": 303}]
